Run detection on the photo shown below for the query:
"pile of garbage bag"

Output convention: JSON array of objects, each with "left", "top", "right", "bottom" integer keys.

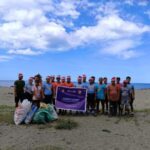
[{"left": 14, "top": 99, "right": 58, "bottom": 125}]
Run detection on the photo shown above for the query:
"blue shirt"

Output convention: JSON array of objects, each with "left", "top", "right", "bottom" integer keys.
[
  {"left": 74, "top": 83, "right": 84, "bottom": 88},
  {"left": 25, "top": 83, "right": 33, "bottom": 94},
  {"left": 96, "top": 84, "right": 106, "bottom": 100},
  {"left": 87, "top": 83, "right": 96, "bottom": 94},
  {"left": 82, "top": 82, "right": 88, "bottom": 89},
  {"left": 127, "top": 84, "right": 134, "bottom": 91},
  {"left": 43, "top": 82, "right": 52, "bottom": 95}
]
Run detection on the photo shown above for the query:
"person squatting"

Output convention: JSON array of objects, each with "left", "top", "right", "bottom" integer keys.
[{"left": 14, "top": 73, "right": 135, "bottom": 116}]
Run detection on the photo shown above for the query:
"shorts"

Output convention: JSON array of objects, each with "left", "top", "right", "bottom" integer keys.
[{"left": 121, "top": 98, "right": 129, "bottom": 109}]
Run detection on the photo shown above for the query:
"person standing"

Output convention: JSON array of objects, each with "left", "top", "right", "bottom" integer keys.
[
  {"left": 43, "top": 76, "right": 53, "bottom": 104},
  {"left": 60, "top": 76, "right": 67, "bottom": 86},
  {"left": 14, "top": 73, "right": 25, "bottom": 107},
  {"left": 103, "top": 77, "right": 109, "bottom": 114},
  {"left": 51, "top": 75, "right": 56, "bottom": 105},
  {"left": 65, "top": 76, "right": 74, "bottom": 87},
  {"left": 107, "top": 77, "right": 120, "bottom": 116},
  {"left": 87, "top": 78, "right": 96, "bottom": 115},
  {"left": 82, "top": 74, "right": 88, "bottom": 89},
  {"left": 32, "top": 77, "right": 44, "bottom": 108},
  {"left": 116, "top": 77, "right": 122, "bottom": 115},
  {"left": 96, "top": 77, "right": 106, "bottom": 114},
  {"left": 74, "top": 76, "right": 83, "bottom": 88},
  {"left": 120, "top": 80, "right": 130, "bottom": 115},
  {"left": 24, "top": 77, "right": 34, "bottom": 102},
  {"left": 53, "top": 75, "right": 62, "bottom": 114},
  {"left": 51, "top": 75, "right": 55, "bottom": 83},
  {"left": 126, "top": 76, "right": 135, "bottom": 115}
]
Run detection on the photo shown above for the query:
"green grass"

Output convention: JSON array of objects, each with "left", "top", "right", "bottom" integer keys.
[
  {"left": 0, "top": 105, "right": 14, "bottom": 111},
  {"left": 0, "top": 105, "right": 14, "bottom": 124},
  {"left": 0, "top": 105, "right": 79, "bottom": 130},
  {"left": 55, "top": 119, "right": 78, "bottom": 130},
  {"left": 135, "top": 108, "right": 150, "bottom": 113},
  {"left": 36, "top": 124, "right": 52, "bottom": 130}
]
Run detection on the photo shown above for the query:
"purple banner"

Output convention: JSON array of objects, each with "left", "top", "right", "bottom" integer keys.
[{"left": 55, "top": 86, "right": 87, "bottom": 111}]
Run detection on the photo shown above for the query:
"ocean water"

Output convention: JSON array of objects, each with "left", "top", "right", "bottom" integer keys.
[{"left": 0, "top": 80, "right": 150, "bottom": 90}]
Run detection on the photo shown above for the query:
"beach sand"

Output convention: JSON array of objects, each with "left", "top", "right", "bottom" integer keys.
[{"left": 0, "top": 87, "right": 150, "bottom": 150}]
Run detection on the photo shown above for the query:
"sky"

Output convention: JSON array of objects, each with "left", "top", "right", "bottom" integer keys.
[{"left": 0, "top": 0, "right": 150, "bottom": 83}]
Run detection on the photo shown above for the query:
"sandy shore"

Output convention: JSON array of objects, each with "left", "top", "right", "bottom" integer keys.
[{"left": 0, "top": 87, "right": 150, "bottom": 150}]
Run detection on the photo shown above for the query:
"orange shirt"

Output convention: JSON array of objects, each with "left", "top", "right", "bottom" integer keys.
[
  {"left": 53, "top": 82, "right": 62, "bottom": 95},
  {"left": 107, "top": 84, "right": 120, "bottom": 101},
  {"left": 60, "top": 82, "right": 67, "bottom": 87},
  {"left": 65, "top": 82, "right": 74, "bottom": 87}
]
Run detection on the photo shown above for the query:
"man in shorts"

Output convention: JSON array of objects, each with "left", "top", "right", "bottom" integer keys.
[
  {"left": 126, "top": 76, "right": 135, "bottom": 115},
  {"left": 120, "top": 80, "right": 130, "bottom": 115}
]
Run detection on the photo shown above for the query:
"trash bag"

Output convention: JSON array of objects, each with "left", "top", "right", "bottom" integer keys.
[
  {"left": 33, "top": 104, "right": 58, "bottom": 124},
  {"left": 24, "top": 105, "right": 38, "bottom": 124},
  {"left": 47, "top": 104, "right": 58, "bottom": 120},
  {"left": 40, "top": 102, "right": 48, "bottom": 109},
  {"left": 14, "top": 99, "right": 32, "bottom": 125}
]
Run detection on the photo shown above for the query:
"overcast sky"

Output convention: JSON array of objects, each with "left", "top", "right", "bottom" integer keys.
[{"left": 0, "top": 0, "right": 150, "bottom": 83}]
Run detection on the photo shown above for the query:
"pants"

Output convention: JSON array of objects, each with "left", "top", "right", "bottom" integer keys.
[
  {"left": 43, "top": 95, "right": 52, "bottom": 104},
  {"left": 24, "top": 92, "right": 33, "bottom": 102},
  {"left": 87, "top": 93, "right": 95, "bottom": 111},
  {"left": 32, "top": 100, "right": 41, "bottom": 108},
  {"left": 118, "top": 99, "right": 121, "bottom": 114},
  {"left": 96, "top": 99, "right": 105, "bottom": 113},
  {"left": 15, "top": 93, "right": 24, "bottom": 107},
  {"left": 130, "top": 98, "right": 134, "bottom": 112},
  {"left": 109, "top": 101, "right": 118, "bottom": 116},
  {"left": 105, "top": 96, "right": 109, "bottom": 112}
]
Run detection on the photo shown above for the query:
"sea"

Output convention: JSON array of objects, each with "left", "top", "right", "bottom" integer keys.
[{"left": 0, "top": 80, "right": 150, "bottom": 90}]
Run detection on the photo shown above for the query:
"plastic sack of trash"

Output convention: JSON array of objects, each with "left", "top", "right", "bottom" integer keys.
[
  {"left": 24, "top": 105, "right": 38, "bottom": 124},
  {"left": 14, "top": 99, "right": 32, "bottom": 125},
  {"left": 33, "top": 104, "right": 58, "bottom": 124},
  {"left": 47, "top": 104, "right": 58, "bottom": 120}
]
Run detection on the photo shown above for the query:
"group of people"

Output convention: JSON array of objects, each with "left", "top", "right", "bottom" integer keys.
[{"left": 14, "top": 73, "right": 135, "bottom": 116}]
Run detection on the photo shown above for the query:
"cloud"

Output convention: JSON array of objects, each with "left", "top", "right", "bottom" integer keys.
[
  {"left": 101, "top": 39, "right": 140, "bottom": 59},
  {"left": 124, "top": 0, "right": 149, "bottom": 6},
  {"left": 124, "top": 0, "right": 134, "bottom": 5},
  {"left": 52, "top": 1, "right": 80, "bottom": 19},
  {"left": 8, "top": 48, "right": 42, "bottom": 55},
  {"left": 137, "top": 0, "right": 149, "bottom": 6},
  {"left": 0, "top": 0, "right": 149, "bottom": 60},
  {"left": 70, "top": 14, "right": 150, "bottom": 59},
  {"left": 71, "top": 14, "right": 150, "bottom": 46},
  {"left": 0, "top": 55, "right": 12, "bottom": 61}
]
